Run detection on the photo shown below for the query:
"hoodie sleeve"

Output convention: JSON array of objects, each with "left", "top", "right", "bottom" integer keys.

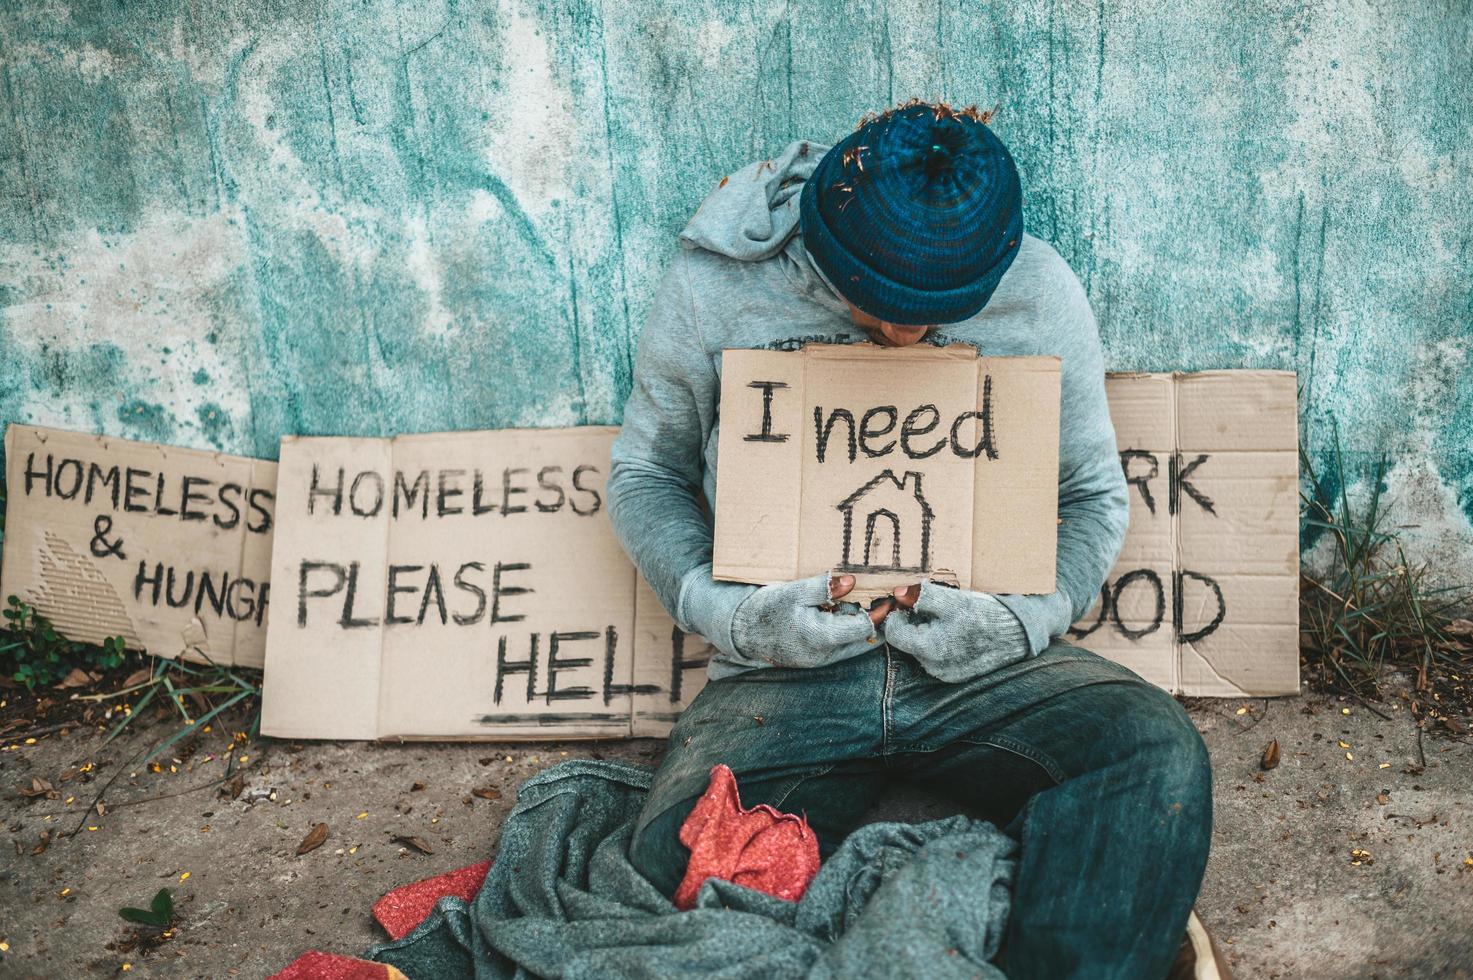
[
  {"left": 607, "top": 249, "right": 729, "bottom": 627},
  {"left": 993, "top": 267, "right": 1128, "bottom": 654}
]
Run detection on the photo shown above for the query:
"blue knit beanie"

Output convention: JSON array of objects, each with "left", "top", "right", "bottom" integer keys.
[{"left": 799, "top": 101, "right": 1023, "bottom": 325}]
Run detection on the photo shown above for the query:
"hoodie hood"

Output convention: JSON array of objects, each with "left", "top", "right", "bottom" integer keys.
[
  {"left": 679, "top": 139, "right": 829, "bottom": 262},
  {"left": 678, "top": 139, "right": 849, "bottom": 312}
]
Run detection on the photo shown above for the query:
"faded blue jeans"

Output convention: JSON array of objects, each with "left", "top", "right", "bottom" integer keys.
[{"left": 630, "top": 640, "right": 1213, "bottom": 980}]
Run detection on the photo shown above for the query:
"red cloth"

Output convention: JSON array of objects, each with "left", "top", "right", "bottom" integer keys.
[
  {"left": 672, "top": 763, "right": 821, "bottom": 911},
  {"left": 270, "top": 863, "right": 490, "bottom": 978},
  {"left": 269, "top": 951, "right": 406, "bottom": 980},
  {"left": 371, "top": 860, "right": 493, "bottom": 940}
]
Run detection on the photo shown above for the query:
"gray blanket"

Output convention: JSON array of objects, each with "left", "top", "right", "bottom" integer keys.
[{"left": 366, "top": 760, "right": 1014, "bottom": 979}]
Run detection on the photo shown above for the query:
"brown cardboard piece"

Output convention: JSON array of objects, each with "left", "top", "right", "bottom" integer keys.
[
  {"left": 4, "top": 364, "right": 1294, "bottom": 741},
  {"left": 713, "top": 344, "right": 1061, "bottom": 600},
  {"left": 260, "top": 428, "right": 706, "bottom": 740},
  {"left": 1068, "top": 371, "right": 1299, "bottom": 696},
  {"left": 0, "top": 424, "right": 276, "bottom": 668}
]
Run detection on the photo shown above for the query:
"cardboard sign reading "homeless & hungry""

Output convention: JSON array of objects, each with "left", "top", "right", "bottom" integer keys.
[
  {"left": 1, "top": 425, "right": 276, "bottom": 668},
  {"left": 259, "top": 428, "right": 710, "bottom": 740},
  {"left": 713, "top": 344, "right": 1061, "bottom": 599}
]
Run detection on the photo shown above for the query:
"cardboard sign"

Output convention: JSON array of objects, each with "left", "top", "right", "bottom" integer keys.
[
  {"left": 260, "top": 429, "right": 709, "bottom": 740},
  {"left": 1068, "top": 371, "right": 1299, "bottom": 696},
  {"left": 713, "top": 344, "right": 1061, "bottom": 600},
  {"left": 0, "top": 425, "right": 276, "bottom": 668}
]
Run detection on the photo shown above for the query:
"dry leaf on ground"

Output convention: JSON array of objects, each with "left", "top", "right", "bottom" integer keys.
[
  {"left": 296, "top": 823, "right": 329, "bottom": 856},
  {"left": 20, "top": 778, "right": 57, "bottom": 799},
  {"left": 393, "top": 835, "right": 434, "bottom": 855},
  {"left": 55, "top": 668, "right": 94, "bottom": 690},
  {"left": 471, "top": 787, "right": 502, "bottom": 801}
]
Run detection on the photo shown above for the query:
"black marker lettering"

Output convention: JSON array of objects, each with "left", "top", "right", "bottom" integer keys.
[
  {"left": 436, "top": 469, "right": 466, "bottom": 517},
  {"left": 164, "top": 566, "right": 194, "bottom": 608},
  {"left": 417, "top": 564, "right": 448, "bottom": 626},
  {"left": 53, "top": 458, "right": 83, "bottom": 500},
  {"left": 859, "top": 406, "right": 898, "bottom": 458},
  {"left": 1170, "top": 453, "right": 1216, "bottom": 516},
  {"left": 669, "top": 626, "right": 709, "bottom": 704},
  {"left": 494, "top": 634, "right": 538, "bottom": 705},
  {"left": 215, "top": 482, "right": 242, "bottom": 530},
  {"left": 452, "top": 561, "right": 487, "bottom": 625},
  {"left": 124, "top": 467, "right": 151, "bottom": 513},
  {"left": 246, "top": 488, "right": 273, "bottom": 533},
  {"left": 744, "top": 381, "right": 791, "bottom": 443},
  {"left": 153, "top": 473, "right": 178, "bottom": 517},
  {"left": 23, "top": 452, "right": 53, "bottom": 497},
  {"left": 900, "top": 405, "right": 945, "bottom": 459},
  {"left": 225, "top": 576, "right": 253, "bottom": 622},
  {"left": 385, "top": 564, "right": 423, "bottom": 626},
  {"left": 195, "top": 570, "right": 227, "bottom": 618},
  {"left": 134, "top": 560, "right": 164, "bottom": 606},
  {"left": 570, "top": 465, "right": 602, "bottom": 515},
  {"left": 1068, "top": 583, "right": 1111, "bottom": 639},
  {"left": 472, "top": 470, "right": 497, "bottom": 515},
  {"left": 534, "top": 466, "right": 566, "bottom": 513},
  {"left": 254, "top": 582, "right": 270, "bottom": 627},
  {"left": 308, "top": 465, "right": 344, "bottom": 516},
  {"left": 1110, "top": 568, "right": 1165, "bottom": 640},
  {"left": 501, "top": 468, "right": 529, "bottom": 516},
  {"left": 394, "top": 470, "right": 430, "bottom": 518},
  {"left": 814, "top": 408, "right": 856, "bottom": 463},
  {"left": 1120, "top": 451, "right": 1159, "bottom": 515},
  {"left": 180, "top": 476, "right": 212, "bottom": 522},
  {"left": 603, "top": 625, "right": 659, "bottom": 705},
  {"left": 86, "top": 462, "right": 121, "bottom": 508},
  {"left": 1174, "top": 569, "right": 1226, "bottom": 643},
  {"left": 490, "top": 562, "right": 531, "bottom": 624},
  {"left": 297, "top": 560, "right": 346, "bottom": 627},
  {"left": 340, "top": 561, "right": 379, "bottom": 629},
  {"left": 545, "top": 630, "right": 597, "bottom": 702},
  {"left": 349, "top": 470, "right": 384, "bottom": 517}
]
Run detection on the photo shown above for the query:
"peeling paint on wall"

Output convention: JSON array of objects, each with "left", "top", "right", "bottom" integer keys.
[{"left": 1, "top": 0, "right": 1470, "bottom": 572}]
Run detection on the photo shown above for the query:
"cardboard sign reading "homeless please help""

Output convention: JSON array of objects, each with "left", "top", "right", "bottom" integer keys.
[
  {"left": 713, "top": 344, "right": 1062, "bottom": 600},
  {"left": 259, "top": 429, "right": 710, "bottom": 741}
]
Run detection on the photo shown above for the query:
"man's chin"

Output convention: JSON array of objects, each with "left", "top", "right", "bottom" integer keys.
[{"left": 866, "top": 328, "right": 930, "bottom": 348}]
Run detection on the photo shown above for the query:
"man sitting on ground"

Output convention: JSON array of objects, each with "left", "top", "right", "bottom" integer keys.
[{"left": 608, "top": 99, "right": 1227, "bottom": 980}]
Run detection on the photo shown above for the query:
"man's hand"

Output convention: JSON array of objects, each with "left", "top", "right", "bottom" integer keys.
[
  {"left": 881, "top": 580, "right": 1031, "bottom": 683},
  {"left": 729, "top": 572, "right": 880, "bottom": 669},
  {"left": 832, "top": 574, "right": 897, "bottom": 628}
]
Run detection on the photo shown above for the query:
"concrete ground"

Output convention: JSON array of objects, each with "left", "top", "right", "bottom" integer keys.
[{"left": 1, "top": 685, "right": 1470, "bottom": 978}]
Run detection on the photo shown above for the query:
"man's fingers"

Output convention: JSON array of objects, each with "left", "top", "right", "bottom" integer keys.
[
  {"left": 868, "top": 597, "right": 895, "bottom": 626},
  {"left": 829, "top": 573, "right": 856, "bottom": 601},
  {"left": 892, "top": 583, "right": 922, "bottom": 609},
  {"left": 881, "top": 610, "right": 919, "bottom": 648}
]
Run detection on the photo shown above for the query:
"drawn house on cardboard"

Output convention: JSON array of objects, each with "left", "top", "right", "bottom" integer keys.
[{"left": 835, "top": 469, "right": 934, "bottom": 573}]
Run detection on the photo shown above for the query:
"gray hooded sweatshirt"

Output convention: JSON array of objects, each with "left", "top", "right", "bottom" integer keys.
[{"left": 608, "top": 139, "right": 1128, "bottom": 681}]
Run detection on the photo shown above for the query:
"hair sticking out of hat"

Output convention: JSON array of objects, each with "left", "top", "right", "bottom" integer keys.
[{"left": 854, "top": 97, "right": 998, "bottom": 133}]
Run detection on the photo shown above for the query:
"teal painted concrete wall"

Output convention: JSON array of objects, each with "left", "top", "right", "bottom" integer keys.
[{"left": 2, "top": 1, "right": 1470, "bottom": 567}]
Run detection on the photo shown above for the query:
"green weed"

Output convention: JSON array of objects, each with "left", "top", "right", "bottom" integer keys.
[{"left": 1299, "top": 430, "right": 1472, "bottom": 701}]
